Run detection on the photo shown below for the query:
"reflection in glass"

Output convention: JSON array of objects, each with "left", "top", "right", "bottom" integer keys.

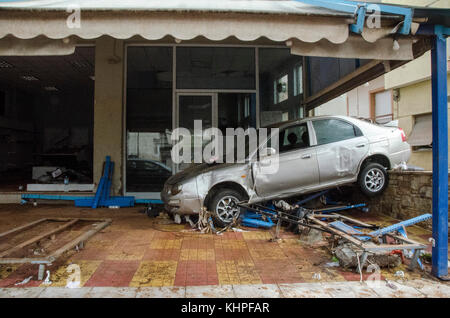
[
  {"left": 259, "top": 48, "right": 303, "bottom": 127},
  {"left": 176, "top": 47, "right": 255, "bottom": 89},
  {"left": 126, "top": 47, "right": 173, "bottom": 192},
  {"left": 218, "top": 93, "right": 253, "bottom": 132},
  {"left": 177, "top": 95, "right": 213, "bottom": 170}
]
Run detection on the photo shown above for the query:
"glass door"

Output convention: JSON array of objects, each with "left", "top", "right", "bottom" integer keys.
[{"left": 176, "top": 93, "right": 216, "bottom": 171}]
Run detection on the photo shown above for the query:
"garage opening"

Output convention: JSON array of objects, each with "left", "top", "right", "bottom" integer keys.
[{"left": 0, "top": 47, "right": 95, "bottom": 192}]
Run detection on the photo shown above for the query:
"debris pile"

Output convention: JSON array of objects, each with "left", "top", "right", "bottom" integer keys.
[
  {"left": 237, "top": 192, "right": 431, "bottom": 273},
  {"left": 334, "top": 243, "right": 401, "bottom": 269}
]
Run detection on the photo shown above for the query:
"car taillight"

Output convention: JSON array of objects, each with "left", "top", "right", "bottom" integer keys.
[{"left": 399, "top": 128, "right": 407, "bottom": 142}]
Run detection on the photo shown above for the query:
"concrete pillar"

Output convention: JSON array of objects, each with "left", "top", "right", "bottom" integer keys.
[{"left": 93, "top": 37, "right": 124, "bottom": 195}]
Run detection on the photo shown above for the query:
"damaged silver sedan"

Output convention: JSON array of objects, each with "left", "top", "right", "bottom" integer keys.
[{"left": 161, "top": 115, "right": 410, "bottom": 226}]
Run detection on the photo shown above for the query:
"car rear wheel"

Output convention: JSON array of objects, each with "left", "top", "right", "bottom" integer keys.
[
  {"left": 358, "top": 162, "right": 388, "bottom": 197},
  {"left": 208, "top": 189, "right": 245, "bottom": 227}
]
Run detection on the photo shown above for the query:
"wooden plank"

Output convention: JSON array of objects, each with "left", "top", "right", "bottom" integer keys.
[
  {"left": 0, "top": 218, "right": 47, "bottom": 240},
  {"left": 49, "top": 219, "right": 112, "bottom": 260},
  {"left": 311, "top": 214, "right": 374, "bottom": 228},
  {"left": 307, "top": 215, "right": 365, "bottom": 247},
  {"left": 389, "top": 234, "right": 426, "bottom": 246},
  {"left": 331, "top": 214, "right": 375, "bottom": 228},
  {"left": 0, "top": 258, "right": 51, "bottom": 264},
  {"left": 0, "top": 219, "right": 79, "bottom": 258},
  {"left": 362, "top": 244, "right": 425, "bottom": 251},
  {"left": 0, "top": 218, "right": 111, "bottom": 265}
]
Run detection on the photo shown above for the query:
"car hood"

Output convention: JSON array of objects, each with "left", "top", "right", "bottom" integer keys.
[{"left": 165, "top": 162, "right": 245, "bottom": 185}]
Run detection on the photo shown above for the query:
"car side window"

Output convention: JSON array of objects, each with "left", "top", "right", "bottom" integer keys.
[
  {"left": 312, "top": 119, "right": 359, "bottom": 145},
  {"left": 278, "top": 123, "right": 310, "bottom": 153}
]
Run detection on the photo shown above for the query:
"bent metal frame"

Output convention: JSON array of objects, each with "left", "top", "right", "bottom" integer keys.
[
  {"left": 238, "top": 202, "right": 427, "bottom": 273},
  {"left": 0, "top": 218, "right": 112, "bottom": 280}
]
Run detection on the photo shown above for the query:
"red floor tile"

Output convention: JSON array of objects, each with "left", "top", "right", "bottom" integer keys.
[{"left": 84, "top": 260, "right": 140, "bottom": 287}]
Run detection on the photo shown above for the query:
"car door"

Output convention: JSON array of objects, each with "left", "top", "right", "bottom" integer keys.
[
  {"left": 311, "top": 118, "right": 369, "bottom": 185},
  {"left": 253, "top": 121, "right": 320, "bottom": 198}
]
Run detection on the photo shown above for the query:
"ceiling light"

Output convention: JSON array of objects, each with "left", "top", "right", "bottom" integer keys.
[
  {"left": 21, "top": 75, "right": 38, "bottom": 81},
  {"left": 44, "top": 86, "right": 58, "bottom": 91},
  {"left": 0, "top": 61, "right": 13, "bottom": 68}
]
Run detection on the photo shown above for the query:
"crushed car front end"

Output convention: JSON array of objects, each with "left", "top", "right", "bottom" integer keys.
[{"left": 161, "top": 162, "right": 253, "bottom": 217}]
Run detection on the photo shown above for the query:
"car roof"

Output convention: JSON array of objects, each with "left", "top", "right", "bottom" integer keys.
[{"left": 265, "top": 115, "right": 357, "bottom": 129}]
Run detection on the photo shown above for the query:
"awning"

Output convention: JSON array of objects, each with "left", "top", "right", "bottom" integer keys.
[
  {"left": 0, "top": 0, "right": 353, "bottom": 16},
  {"left": 0, "top": 0, "right": 417, "bottom": 59},
  {"left": 289, "top": 36, "right": 414, "bottom": 60},
  {"left": 408, "top": 114, "right": 432, "bottom": 147},
  {"left": 0, "top": 10, "right": 350, "bottom": 43}
]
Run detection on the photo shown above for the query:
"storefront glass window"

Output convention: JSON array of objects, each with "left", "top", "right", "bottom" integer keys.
[
  {"left": 126, "top": 47, "right": 173, "bottom": 193},
  {"left": 176, "top": 47, "right": 255, "bottom": 89}
]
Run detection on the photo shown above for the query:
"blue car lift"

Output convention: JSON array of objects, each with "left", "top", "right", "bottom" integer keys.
[
  {"left": 241, "top": 204, "right": 276, "bottom": 229},
  {"left": 74, "top": 156, "right": 134, "bottom": 208},
  {"left": 21, "top": 156, "right": 164, "bottom": 208},
  {"left": 240, "top": 188, "right": 367, "bottom": 229}
]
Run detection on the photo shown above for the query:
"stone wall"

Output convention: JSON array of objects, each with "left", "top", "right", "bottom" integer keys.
[{"left": 356, "top": 171, "right": 450, "bottom": 231}]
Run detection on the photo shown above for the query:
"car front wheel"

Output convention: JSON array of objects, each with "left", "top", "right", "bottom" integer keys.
[
  {"left": 208, "top": 189, "right": 245, "bottom": 227},
  {"left": 358, "top": 162, "right": 389, "bottom": 197}
]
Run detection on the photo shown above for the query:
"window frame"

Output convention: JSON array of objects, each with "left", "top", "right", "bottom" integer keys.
[
  {"left": 277, "top": 122, "right": 311, "bottom": 154},
  {"left": 369, "top": 88, "right": 393, "bottom": 124},
  {"left": 409, "top": 113, "right": 433, "bottom": 152},
  {"left": 310, "top": 118, "right": 362, "bottom": 146},
  {"left": 273, "top": 74, "right": 289, "bottom": 104},
  {"left": 293, "top": 64, "right": 303, "bottom": 97}
]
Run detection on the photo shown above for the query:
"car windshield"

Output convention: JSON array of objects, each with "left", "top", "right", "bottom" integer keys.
[{"left": 225, "top": 127, "right": 278, "bottom": 162}]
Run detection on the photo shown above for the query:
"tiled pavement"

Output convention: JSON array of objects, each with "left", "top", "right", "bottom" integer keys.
[{"left": 0, "top": 205, "right": 448, "bottom": 293}]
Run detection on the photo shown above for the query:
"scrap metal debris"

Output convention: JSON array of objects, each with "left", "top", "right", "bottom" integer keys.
[
  {"left": 334, "top": 243, "right": 402, "bottom": 269},
  {"left": 273, "top": 200, "right": 298, "bottom": 211},
  {"left": 238, "top": 200, "right": 430, "bottom": 273},
  {"left": 14, "top": 275, "right": 33, "bottom": 286},
  {"left": 385, "top": 279, "right": 398, "bottom": 290},
  {"left": 196, "top": 207, "right": 239, "bottom": 235},
  {"left": 395, "top": 270, "right": 405, "bottom": 278},
  {"left": 42, "top": 270, "right": 52, "bottom": 285}
]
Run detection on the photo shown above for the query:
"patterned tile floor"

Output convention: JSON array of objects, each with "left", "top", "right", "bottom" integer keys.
[{"left": 0, "top": 205, "right": 447, "bottom": 289}]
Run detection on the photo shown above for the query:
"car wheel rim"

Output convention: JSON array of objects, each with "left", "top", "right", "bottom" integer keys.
[
  {"left": 216, "top": 195, "right": 240, "bottom": 223},
  {"left": 364, "top": 168, "right": 385, "bottom": 192}
]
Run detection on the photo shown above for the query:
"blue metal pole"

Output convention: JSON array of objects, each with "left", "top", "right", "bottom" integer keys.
[{"left": 431, "top": 26, "right": 448, "bottom": 278}]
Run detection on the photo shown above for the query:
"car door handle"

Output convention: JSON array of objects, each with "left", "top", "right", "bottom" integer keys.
[
  {"left": 356, "top": 143, "right": 366, "bottom": 148},
  {"left": 301, "top": 154, "right": 311, "bottom": 159}
]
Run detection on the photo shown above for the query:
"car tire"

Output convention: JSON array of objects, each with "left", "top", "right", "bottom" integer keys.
[
  {"left": 208, "top": 189, "right": 245, "bottom": 227},
  {"left": 358, "top": 162, "right": 389, "bottom": 197}
]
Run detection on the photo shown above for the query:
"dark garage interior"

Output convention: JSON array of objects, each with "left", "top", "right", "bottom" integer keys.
[{"left": 0, "top": 47, "right": 95, "bottom": 191}]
